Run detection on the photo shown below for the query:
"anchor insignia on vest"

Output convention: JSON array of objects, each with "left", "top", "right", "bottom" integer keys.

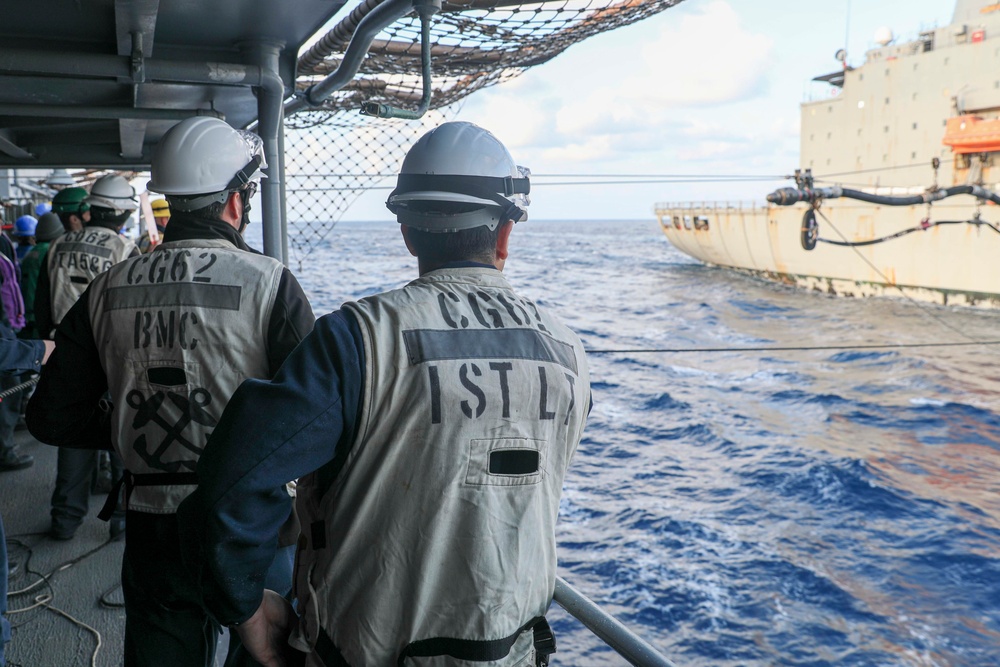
[{"left": 126, "top": 388, "right": 218, "bottom": 472}]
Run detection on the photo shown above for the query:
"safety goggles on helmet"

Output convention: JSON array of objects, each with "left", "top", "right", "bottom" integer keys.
[
  {"left": 387, "top": 167, "right": 530, "bottom": 232},
  {"left": 386, "top": 122, "right": 531, "bottom": 232}
]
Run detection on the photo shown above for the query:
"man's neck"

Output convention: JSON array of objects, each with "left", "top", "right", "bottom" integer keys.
[{"left": 418, "top": 258, "right": 499, "bottom": 275}]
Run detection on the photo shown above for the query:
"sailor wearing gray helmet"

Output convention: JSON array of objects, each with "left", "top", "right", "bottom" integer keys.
[{"left": 178, "top": 121, "right": 591, "bottom": 667}]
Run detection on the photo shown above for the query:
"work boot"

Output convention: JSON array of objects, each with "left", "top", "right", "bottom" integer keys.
[
  {"left": 109, "top": 517, "right": 125, "bottom": 541},
  {"left": 0, "top": 448, "right": 33, "bottom": 472},
  {"left": 49, "top": 520, "right": 78, "bottom": 541}
]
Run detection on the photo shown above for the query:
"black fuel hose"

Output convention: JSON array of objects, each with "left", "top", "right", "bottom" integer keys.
[{"left": 767, "top": 184, "right": 1000, "bottom": 207}]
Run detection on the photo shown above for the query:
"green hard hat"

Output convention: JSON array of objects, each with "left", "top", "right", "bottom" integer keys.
[{"left": 51, "top": 186, "right": 91, "bottom": 214}]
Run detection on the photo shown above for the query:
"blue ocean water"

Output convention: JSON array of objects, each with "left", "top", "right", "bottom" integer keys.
[{"left": 263, "top": 219, "right": 1000, "bottom": 666}]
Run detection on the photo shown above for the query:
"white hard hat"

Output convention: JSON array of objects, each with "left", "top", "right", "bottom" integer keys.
[
  {"left": 46, "top": 169, "right": 76, "bottom": 187},
  {"left": 85, "top": 174, "right": 138, "bottom": 212},
  {"left": 147, "top": 116, "right": 266, "bottom": 212},
  {"left": 386, "top": 121, "right": 530, "bottom": 232}
]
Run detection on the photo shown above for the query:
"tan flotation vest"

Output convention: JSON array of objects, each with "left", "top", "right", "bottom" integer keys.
[
  {"left": 47, "top": 226, "right": 135, "bottom": 326},
  {"left": 292, "top": 267, "right": 590, "bottom": 666},
  {"left": 88, "top": 239, "right": 282, "bottom": 513}
]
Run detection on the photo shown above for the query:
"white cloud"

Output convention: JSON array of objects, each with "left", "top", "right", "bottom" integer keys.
[{"left": 552, "top": 0, "right": 774, "bottom": 137}]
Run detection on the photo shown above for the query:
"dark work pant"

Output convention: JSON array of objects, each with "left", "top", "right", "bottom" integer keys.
[
  {"left": 1, "top": 512, "right": 9, "bottom": 666},
  {"left": 50, "top": 448, "right": 125, "bottom": 528},
  {"left": 122, "top": 511, "right": 295, "bottom": 667},
  {"left": 0, "top": 373, "right": 20, "bottom": 460}
]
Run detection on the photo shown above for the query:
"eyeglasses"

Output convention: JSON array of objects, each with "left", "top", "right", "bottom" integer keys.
[{"left": 241, "top": 182, "right": 258, "bottom": 213}]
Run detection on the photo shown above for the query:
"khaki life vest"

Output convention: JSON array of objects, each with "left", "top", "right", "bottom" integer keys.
[
  {"left": 292, "top": 267, "right": 590, "bottom": 666},
  {"left": 47, "top": 226, "right": 135, "bottom": 327},
  {"left": 88, "top": 239, "right": 283, "bottom": 513}
]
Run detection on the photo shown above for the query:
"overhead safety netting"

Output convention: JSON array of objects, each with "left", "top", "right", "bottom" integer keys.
[{"left": 284, "top": 0, "right": 683, "bottom": 266}]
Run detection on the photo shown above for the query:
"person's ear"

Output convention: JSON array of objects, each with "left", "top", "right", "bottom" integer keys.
[
  {"left": 221, "top": 191, "right": 242, "bottom": 229},
  {"left": 495, "top": 220, "right": 514, "bottom": 262},
  {"left": 400, "top": 224, "right": 417, "bottom": 257}
]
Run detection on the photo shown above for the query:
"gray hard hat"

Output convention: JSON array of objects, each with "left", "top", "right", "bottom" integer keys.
[
  {"left": 386, "top": 122, "right": 530, "bottom": 232},
  {"left": 35, "top": 212, "right": 65, "bottom": 242}
]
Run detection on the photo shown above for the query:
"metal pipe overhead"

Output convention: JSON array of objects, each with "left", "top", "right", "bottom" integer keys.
[
  {"left": 0, "top": 48, "right": 270, "bottom": 89},
  {"left": 0, "top": 104, "right": 222, "bottom": 121},
  {"left": 284, "top": 0, "right": 415, "bottom": 116},
  {"left": 249, "top": 42, "right": 289, "bottom": 264},
  {"left": 297, "top": 0, "right": 385, "bottom": 74}
]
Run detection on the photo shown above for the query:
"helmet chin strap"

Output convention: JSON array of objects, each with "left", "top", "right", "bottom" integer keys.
[{"left": 237, "top": 190, "right": 252, "bottom": 234}]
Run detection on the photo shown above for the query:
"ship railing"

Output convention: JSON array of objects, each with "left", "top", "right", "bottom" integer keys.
[
  {"left": 553, "top": 576, "right": 677, "bottom": 667},
  {"left": 653, "top": 201, "right": 768, "bottom": 213}
]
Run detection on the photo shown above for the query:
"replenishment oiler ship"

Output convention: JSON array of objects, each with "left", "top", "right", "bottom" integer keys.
[{"left": 654, "top": 0, "right": 1000, "bottom": 308}]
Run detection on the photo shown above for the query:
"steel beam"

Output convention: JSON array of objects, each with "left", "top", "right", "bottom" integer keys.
[
  {"left": 0, "top": 48, "right": 267, "bottom": 89},
  {"left": 0, "top": 104, "right": 222, "bottom": 121},
  {"left": 0, "top": 130, "right": 33, "bottom": 160},
  {"left": 115, "top": 0, "right": 159, "bottom": 57},
  {"left": 119, "top": 119, "right": 148, "bottom": 159}
]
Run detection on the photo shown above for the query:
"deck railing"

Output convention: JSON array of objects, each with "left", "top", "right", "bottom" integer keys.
[{"left": 553, "top": 577, "right": 677, "bottom": 667}]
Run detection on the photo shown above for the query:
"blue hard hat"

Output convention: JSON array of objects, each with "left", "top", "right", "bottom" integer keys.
[
  {"left": 14, "top": 215, "right": 37, "bottom": 237},
  {"left": 34, "top": 202, "right": 52, "bottom": 217}
]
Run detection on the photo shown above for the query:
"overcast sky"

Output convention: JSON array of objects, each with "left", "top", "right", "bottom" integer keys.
[{"left": 341, "top": 0, "right": 957, "bottom": 221}]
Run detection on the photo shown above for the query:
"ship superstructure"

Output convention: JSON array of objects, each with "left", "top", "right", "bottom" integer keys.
[{"left": 655, "top": 0, "right": 1000, "bottom": 307}]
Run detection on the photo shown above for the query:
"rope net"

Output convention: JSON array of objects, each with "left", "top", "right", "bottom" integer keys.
[{"left": 284, "top": 0, "right": 683, "bottom": 265}]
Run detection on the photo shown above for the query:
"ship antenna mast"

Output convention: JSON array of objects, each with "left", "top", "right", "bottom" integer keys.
[{"left": 843, "top": 0, "right": 852, "bottom": 68}]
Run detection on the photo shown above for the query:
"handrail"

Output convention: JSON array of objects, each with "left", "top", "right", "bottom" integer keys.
[{"left": 553, "top": 576, "right": 677, "bottom": 667}]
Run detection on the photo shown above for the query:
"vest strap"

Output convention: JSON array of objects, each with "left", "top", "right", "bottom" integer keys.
[
  {"left": 315, "top": 626, "right": 351, "bottom": 667},
  {"left": 313, "top": 616, "right": 554, "bottom": 667},
  {"left": 97, "top": 469, "right": 199, "bottom": 520},
  {"left": 396, "top": 616, "right": 551, "bottom": 666}
]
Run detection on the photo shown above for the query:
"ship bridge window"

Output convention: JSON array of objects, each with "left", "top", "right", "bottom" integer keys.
[
  {"left": 694, "top": 216, "right": 710, "bottom": 231},
  {"left": 920, "top": 31, "right": 934, "bottom": 52},
  {"left": 885, "top": 97, "right": 890, "bottom": 104},
  {"left": 912, "top": 122, "right": 918, "bottom": 129},
  {"left": 944, "top": 57, "right": 949, "bottom": 65},
  {"left": 683, "top": 216, "right": 693, "bottom": 230},
  {"left": 672, "top": 215, "right": 681, "bottom": 230}
]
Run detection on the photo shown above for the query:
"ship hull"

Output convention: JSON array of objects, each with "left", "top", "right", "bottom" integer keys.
[{"left": 655, "top": 200, "right": 1000, "bottom": 307}]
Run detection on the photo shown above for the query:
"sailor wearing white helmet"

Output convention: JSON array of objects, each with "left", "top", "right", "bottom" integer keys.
[
  {"left": 27, "top": 115, "right": 315, "bottom": 667},
  {"left": 30, "top": 173, "right": 140, "bottom": 544},
  {"left": 178, "top": 121, "right": 592, "bottom": 667}
]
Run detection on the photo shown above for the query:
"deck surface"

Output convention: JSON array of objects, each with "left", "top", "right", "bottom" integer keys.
[{"left": 2, "top": 429, "right": 231, "bottom": 667}]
